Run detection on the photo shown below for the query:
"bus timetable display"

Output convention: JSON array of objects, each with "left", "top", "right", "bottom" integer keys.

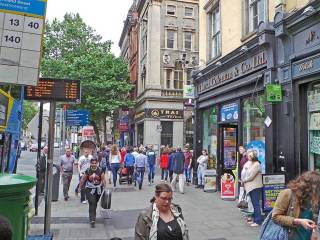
[{"left": 25, "top": 78, "right": 81, "bottom": 103}]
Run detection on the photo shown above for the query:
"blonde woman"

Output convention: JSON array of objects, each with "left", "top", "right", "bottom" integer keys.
[{"left": 109, "top": 144, "right": 121, "bottom": 187}]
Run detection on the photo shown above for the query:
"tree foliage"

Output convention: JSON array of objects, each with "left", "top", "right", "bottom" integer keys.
[
  {"left": 41, "top": 13, "right": 133, "bottom": 142},
  {"left": 23, "top": 101, "right": 38, "bottom": 130}
]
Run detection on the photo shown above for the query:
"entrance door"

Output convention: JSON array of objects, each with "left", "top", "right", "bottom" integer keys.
[{"left": 220, "top": 125, "right": 238, "bottom": 173}]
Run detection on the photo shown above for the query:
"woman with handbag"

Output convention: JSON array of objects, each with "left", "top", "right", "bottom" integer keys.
[
  {"left": 242, "top": 150, "right": 263, "bottom": 227},
  {"left": 270, "top": 171, "right": 320, "bottom": 240}
]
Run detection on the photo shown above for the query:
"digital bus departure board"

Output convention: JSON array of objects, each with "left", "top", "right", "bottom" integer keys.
[{"left": 24, "top": 78, "right": 81, "bottom": 103}]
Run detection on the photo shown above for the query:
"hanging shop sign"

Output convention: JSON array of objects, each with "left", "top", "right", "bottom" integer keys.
[
  {"left": 183, "top": 85, "right": 194, "bottom": 99},
  {"left": 220, "top": 173, "right": 236, "bottom": 200},
  {"left": 203, "top": 169, "right": 217, "bottom": 192},
  {"left": 82, "top": 126, "right": 95, "bottom": 137},
  {"left": 262, "top": 174, "right": 286, "bottom": 212},
  {"left": 266, "top": 84, "right": 282, "bottom": 102},
  {"left": 197, "top": 51, "right": 267, "bottom": 94},
  {"left": 145, "top": 108, "right": 183, "bottom": 119},
  {"left": 119, "top": 123, "right": 129, "bottom": 132},
  {"left": 220, "top": 102, "right": 239, "bottom": 122},
  {"left": 134, "top": 111, "right": 145, "bottom": 122}
]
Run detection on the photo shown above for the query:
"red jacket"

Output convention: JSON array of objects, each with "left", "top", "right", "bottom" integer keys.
[{"left": 159, "top": 154, "right": 169, "bottom": 169}]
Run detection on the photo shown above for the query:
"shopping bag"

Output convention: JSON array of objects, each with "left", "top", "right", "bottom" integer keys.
[
  {"left": 259, "top": 211, "right": 289, "bottom": 240},
  {"left": 237, "top": 190, "right": 248, "bottom": 209},
  {"left": 100, "top": 189, "right": 112, "bottom": 209}
]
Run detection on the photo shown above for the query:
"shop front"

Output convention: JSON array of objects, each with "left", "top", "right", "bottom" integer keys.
[
  {"left": 274, "top": 1, "right": 320, "bottom": 177},
  {"left": 194, "top": 35, "right": 276, "bottom": 191}
]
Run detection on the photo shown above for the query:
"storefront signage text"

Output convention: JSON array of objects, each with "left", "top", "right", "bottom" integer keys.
[
  {"left": 197, "top": 52, "right": 267, "bottom": 94},
  {"left": 146, "top": 109, "right": 183, "bottom": 119},
  {"left": 292, "top": 54, "right": 320, "bottom": 79},
  {"left": 134, "top": 111, "right": 145, "bottom": 122}
]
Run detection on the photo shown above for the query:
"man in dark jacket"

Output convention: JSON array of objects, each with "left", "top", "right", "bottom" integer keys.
[{"left": 171, "top": 147, "right": 185, "bottom": 194}]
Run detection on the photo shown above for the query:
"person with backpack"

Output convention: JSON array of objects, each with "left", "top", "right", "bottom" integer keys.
[{"left": 124, "top": 147, "right": 135, "bottom": 184}]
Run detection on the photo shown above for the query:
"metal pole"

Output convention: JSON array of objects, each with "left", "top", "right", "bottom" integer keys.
[
  {"left": 35, "top": 102, "right": 43, "bottom": 215},
  {"left": 62, "top": 106, "right": 66, "bottom": 151},
  {"left": 59, "top": 108, "right": 63, "bottom": 155},
  {"left": 44, "top": 101, "right": 55, "bottom": 234}
]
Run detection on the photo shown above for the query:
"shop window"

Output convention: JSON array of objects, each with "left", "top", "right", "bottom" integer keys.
[
  {"left": 161, "top": 121, "right": 173, "bottom": 147},
  {"left": 137, "top": 123, "right": 144, "bottom": 145},
  {"left": 202, "top": 107, "right": 218, "bottom": 169},
  {"left": 242, "top": 95, "right": 266, "bottom": 173},
  {"left": 185, "top": 117, "right": 193, "bottom": 149},
  {"left": 308, "top": 82, "right": 320, "bottom": 172}
]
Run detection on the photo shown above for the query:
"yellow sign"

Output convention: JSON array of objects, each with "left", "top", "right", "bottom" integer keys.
[{"left": 0, "top": 89, "right": 14, "bottom": 132}]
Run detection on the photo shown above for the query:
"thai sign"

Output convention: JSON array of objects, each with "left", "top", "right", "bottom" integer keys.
[
  {"left": 145, "top": 108, "right": 183, "bottom": 119},
  {"left": 197, "top": 51, "right": 267, "bottom": 94}
]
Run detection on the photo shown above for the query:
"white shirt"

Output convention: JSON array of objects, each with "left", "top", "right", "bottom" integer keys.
[{"left": 78, "top": 154, "right": 92, "bottom": 174}]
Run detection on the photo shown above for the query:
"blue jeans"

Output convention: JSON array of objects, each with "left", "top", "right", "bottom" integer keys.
[
  {"left": 161, "top": 168, "right": 169, "bottom": 181},
  {"left": 111, "top": 163, "right": 120, "bottom": 187},
  {"left": 148, "top": 164, "right": 155, "bottom": 183},
  {"left": 249, "top": 188, "right": 262, "bottom": 224},
  {"left": 184, "top": 166, "right": 191, "bottom": 183},
  {"left": 136, "top": 167, "right": 145, "bottom": 190}
]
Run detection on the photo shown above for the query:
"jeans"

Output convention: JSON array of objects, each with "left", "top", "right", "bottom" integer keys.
[
  {"left": 136, "top": 167, "right": 145, "bottom": 190},
  {"left": 161, "top": 168, "right": 169, "bottom": 181},
  {"left": 197, "top": 166, "right": 205, "bottom": 186},
  {"left": 148, "top": 164, "right": 155, "bottom": 183},
  {"left": 62, "top": 171, "right": 73, "bottom": 198},
  {"left": 171, "top": 173, "right": 185, "bottom": 193},
  {"left": 184, "top": 166, "right": 191, "bottom": 183},
  {"left": 75, "top": 174, "right": 86, "bottom": 202},
  {"left": 111, "top": 163, "right": 120, "bottom": 187},
  {"left": 85, "top": 188, "right": 101, "bottom": 222},
  {"left": 249, "top": 188, "right": 262, "bottom": 224}
]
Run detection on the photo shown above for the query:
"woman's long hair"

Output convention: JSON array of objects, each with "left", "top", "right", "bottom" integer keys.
[
  {"left": 110, "top": 144, "right": 118, "bottom": 156},
  {"left": 287, "top": 171, "right": 320, "bottom": 211}
]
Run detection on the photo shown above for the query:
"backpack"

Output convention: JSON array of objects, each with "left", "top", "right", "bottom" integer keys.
[{"left": 125, "top": 153, "right": 135, "bottom": 167}]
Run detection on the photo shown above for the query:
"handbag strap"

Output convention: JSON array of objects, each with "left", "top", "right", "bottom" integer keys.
[{"left": 241, "top": 191, "right": 247, "bottom": 201}]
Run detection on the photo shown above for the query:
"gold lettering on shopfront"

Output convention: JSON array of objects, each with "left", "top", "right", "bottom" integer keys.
[
  {"left": 197, "top": 52, "right": 267, "bottom": 94},
  {"left": 299, "top": 60, "right": 313, "bottom": 72}
]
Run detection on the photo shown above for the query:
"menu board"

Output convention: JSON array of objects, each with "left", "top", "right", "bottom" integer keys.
[{"left": 25, "top": 78, "right": 81, "bottom": 103}]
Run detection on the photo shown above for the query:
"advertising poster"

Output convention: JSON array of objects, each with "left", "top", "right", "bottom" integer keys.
[
  {"left": 220, "top": 102, "right": 239, "bottom": 122},
  {"left": 204, "top": 169, "right": 217, "bottom": 192},
  {"left": 223, "top": 146, "right": 237, "bottom": 169},
  {"left": 262, "top": 174, "right": 286, "bottom": 212},
  {"left": 221, "top": 173, "right": 236, "bottom": 199},
  {"left": 246, "top": 140, "right": 266, "bottom": 174}
]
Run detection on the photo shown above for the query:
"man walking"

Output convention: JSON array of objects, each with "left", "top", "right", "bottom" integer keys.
[
  {"left": 76, "top": 149, "right": 92, "bottom": 203},
  {"left": 184, "top": 147, "right": 193, "bottom": 185},
  {"left": 59, "top": 148, "right": 76, "bottom": 201},
  {"left": 171, "top": 147, "right": 185, "bottom": 194},
  {"left": 134, "top": 149, "right": 148, "bottom": 190},
  {"left": 146, "top": 146, "right": 156, "bottom": 185}
]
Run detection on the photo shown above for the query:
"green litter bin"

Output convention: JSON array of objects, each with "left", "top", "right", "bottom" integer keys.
[{"left": 0, "top": 174, "right": 37, "bottom": 240}]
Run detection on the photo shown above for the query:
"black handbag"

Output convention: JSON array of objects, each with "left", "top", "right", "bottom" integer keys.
[
  {"left": 100, "top": 189, "right": 112, "bottom": 209},
  {"left": 237, "top": 191, "right": 248, "bottom": 209}
]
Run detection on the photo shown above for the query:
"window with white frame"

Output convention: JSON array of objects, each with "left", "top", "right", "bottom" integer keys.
[
  {"left": 185, "top": 7, "right": 194, "bottom": 17},
  {"left": 211, "top": 6, "right": 221, "bottom": 59},
  {"left": 166, "top": 30, "right": 176, "bottom": 49},
  {"left": 244, "top": 0, "right": 266, "bottom": 34},
  {"left": 165, "top": 69, "right": 172, "bottom": 89},
  {"left": 174, "top": 70, "right": 183, "bottom": 89},
  {"left": 184, "top": 32, "right": 193, "bottom": 51},
  {"left": 167, "top": 5, "right": 176, "bottom": 15}
]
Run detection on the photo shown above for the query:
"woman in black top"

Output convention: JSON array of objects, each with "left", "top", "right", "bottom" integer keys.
[
  {"left": 135, "top": 183, "right": 189, "bottom": 240},
  {"left": 79, "top": 158, "right": 106, "bottom": 228}
]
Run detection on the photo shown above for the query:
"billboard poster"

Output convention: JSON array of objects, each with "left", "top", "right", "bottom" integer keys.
[
  {"left": 220, "top": 102, "right": 239, "bottom": 122},
  {"left": 223, "top": 146, "right": 237, "bottom": 170},
  {"left": 203, "top": 169, "right": 217, "bottom": 192},
  {"left": 246, "top": 140, "right": 266, "bottom": 174},
  {"left": 262, "top": 174, "right": 286, "bottom": 212},
  {"left": 221, "top": 173, "right": 236, "bottom": 199}
]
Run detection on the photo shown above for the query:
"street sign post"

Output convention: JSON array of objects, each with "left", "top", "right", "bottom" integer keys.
[
  {"left": 66, "top": 110, "right": 89, "bottom": 126},
  {"left": 24, "top": 78, "right": 81, "bottom": 103},
  {"left": 0, "top": 0, "right": 48, "bottom": 85}
]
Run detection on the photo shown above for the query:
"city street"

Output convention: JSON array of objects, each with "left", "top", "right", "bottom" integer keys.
[{"left": 17, "top": 151, "right": 259, "bottom": 240}]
